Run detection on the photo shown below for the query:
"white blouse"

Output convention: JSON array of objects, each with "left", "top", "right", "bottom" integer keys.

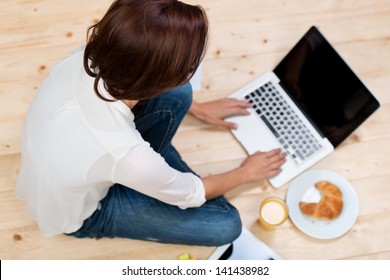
[{"left": 15, "top": 48, "right": 206, "bottom": 236}]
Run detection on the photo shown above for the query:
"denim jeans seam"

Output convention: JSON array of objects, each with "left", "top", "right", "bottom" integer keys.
[
  {"left": 158, "top": 111, "right": 174, "bottom": 153},
  {"left": 135, "top": 109, "right": 169, "bottom": 123},
  {"left": 135, "top": 109, "right": 174, "bottom": 153}
]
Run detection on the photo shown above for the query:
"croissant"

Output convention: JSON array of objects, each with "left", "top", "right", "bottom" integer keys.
[{"left": 299, "top": 181, "right": 343, "bottom": 220}]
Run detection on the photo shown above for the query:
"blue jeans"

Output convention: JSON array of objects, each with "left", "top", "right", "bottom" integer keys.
[{"left": 68, "top": 83, "right": 242, "bottom": 246}]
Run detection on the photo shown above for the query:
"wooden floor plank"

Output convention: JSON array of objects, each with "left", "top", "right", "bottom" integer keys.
[
  {"left": 0, "top": 224, "right": 215, "bottom": 260},
  {"left": 0, "top": 154, "right": 20, "bottom": 193}
]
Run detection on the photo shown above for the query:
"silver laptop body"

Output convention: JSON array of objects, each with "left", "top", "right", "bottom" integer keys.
[{"left": 226, "top": 26, "right": 380, "bottom": 188}]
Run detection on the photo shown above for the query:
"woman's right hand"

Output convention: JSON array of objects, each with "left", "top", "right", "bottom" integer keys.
[
  {"left": 239, "top": 148, "right": 287, "bottom": 183},
  {"left": 202, "top": 148, "right": 287, "bottom": 200}
]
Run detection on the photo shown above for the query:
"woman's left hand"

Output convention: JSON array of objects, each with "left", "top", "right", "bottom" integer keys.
[{"left": 189, "top": 98, "right": 252, "bottom": 129}]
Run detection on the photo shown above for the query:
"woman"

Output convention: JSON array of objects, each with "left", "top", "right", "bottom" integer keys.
[{"left": 16, "top": 0, "right": 286, "bottom": 246}]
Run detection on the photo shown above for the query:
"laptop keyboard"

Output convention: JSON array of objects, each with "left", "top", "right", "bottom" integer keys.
[{"left": 244, "top": 82, "right": 322, "bottom": 165}]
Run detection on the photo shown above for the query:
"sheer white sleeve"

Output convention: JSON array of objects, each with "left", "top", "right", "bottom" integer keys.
[{"left": 98, "top": 143, "right": 206, "bottom": 209}]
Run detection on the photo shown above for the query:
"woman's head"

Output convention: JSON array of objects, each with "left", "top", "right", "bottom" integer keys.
[{"left": 84, "top": 0, "right": 208, "bottom": 101}]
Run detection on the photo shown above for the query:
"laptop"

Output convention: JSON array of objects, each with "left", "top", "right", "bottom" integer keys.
[{"left": 226, "top": 26, "right": 380, "bottom": 188}]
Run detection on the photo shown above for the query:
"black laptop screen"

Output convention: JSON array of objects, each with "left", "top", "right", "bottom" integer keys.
[{"left": 274, "top": 26, "right": 380, "bottom": 147}]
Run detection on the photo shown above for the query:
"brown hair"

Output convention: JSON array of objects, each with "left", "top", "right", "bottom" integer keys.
[{"left": 83, "top": 0, "right": 208, "bottom": 102}]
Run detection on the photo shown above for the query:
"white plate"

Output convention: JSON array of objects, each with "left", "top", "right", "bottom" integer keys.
[{"left": 286, "top": 169, "right": 359, "bottom": 239}]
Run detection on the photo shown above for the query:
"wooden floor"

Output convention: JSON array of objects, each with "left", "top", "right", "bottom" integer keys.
[{"left": 1, "top": 0, "right": 390, "bottom": 260}]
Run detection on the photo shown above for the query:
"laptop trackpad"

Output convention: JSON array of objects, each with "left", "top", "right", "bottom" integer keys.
[{"left": 229, "top": 112, "right": 280, "bottom": 155}]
